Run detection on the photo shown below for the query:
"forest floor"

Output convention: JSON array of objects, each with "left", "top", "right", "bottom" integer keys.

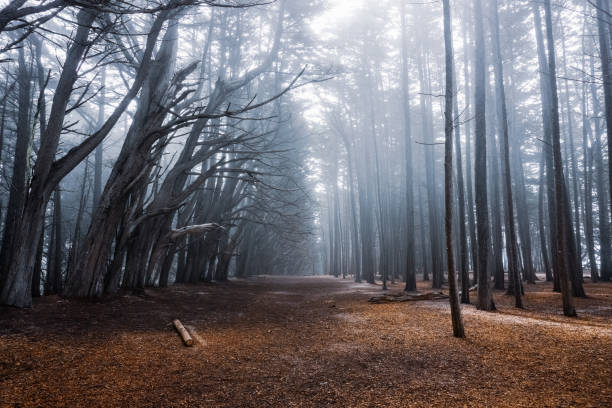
[{"left": 1, "top": 276, "right": 611, "bottom": 407}]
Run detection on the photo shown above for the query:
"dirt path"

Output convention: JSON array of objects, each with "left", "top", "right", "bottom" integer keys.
[{"left": 1, "top": 276, "right": 611, "bottom": 407}]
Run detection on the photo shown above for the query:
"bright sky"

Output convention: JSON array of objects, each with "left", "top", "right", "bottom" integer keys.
[
  {"left": 310, "top": 0, "right": 369, "bottom": 39},
  {"left": 300, "top": 0, "right": 368, "bottom": 114}
]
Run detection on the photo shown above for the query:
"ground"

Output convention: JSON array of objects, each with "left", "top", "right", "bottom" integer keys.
[{"left": 1, "top": 276, "right": 611, "bottom": 408}]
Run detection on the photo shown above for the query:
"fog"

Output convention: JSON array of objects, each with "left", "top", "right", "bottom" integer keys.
[{"left": 0, "top": 0, "right": 610, "bottom": 320}]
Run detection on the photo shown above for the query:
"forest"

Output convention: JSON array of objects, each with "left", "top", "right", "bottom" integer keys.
[{"left": 0, "top": 0, "right": 611, "bottom": 406}]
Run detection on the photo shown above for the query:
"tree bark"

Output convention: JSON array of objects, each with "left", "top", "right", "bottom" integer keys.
[
  {"left": 474, "top": 0, "right": 494, "bottom": 311},
  {"left": 595, "top": 0, "right": 612, "bottom": 234},
  {"left": 400, "top": 2, "right": 416, "bottom": 292},
  {"left": 461, "top": 12, "right": 478, "bottom": 287},
  {"left": 543, "top": 0, "right": 576, "bottom": 317},
  {"left": 443, "top": 0, "right": 466, "bottom": 337},
  {"left": 533, "top": 2, "right": 561, "bottom": 292},
  {"left": 0, "top": 44, "right": 31, "bottom": 291},
  {"left": 491, "top": 0, "right": 522, "bottom": 307}
]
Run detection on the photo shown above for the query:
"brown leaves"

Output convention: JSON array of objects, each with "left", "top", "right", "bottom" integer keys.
[
  {"left": 0, "top": 277, "right": 610, "bottom": 407},
  {"left": 368, "top": 291, "right": 449, "bottom": 304}
]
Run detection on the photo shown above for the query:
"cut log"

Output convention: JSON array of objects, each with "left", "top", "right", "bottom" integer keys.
[
  {"left": 173, "top": 319, "right": 194, "bottom": 346},
  {"left": 368, "top": 291, "right": 449, "bottom": 304}
]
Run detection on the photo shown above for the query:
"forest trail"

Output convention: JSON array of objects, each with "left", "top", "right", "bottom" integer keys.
[{"left": 1, "top": 276, "right": 611, "bottom": 407}]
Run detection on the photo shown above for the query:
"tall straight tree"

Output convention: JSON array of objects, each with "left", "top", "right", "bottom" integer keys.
[
  {"left": 560, "top": 25, "right": 583, "bottom": 283},
  {"left": 400, "top": 1, "right": 416, "bottom": 292},
  {"left": 581, "top": 29, "right": 599, "bottom": 281},
  {"left": 453, "top": 61, "right": 470, "bottom": 304},
  {"left": 594, "top": 0, "right": 612, "bottom": 220},
  {"left": 533, "top": 2, "right": 559, "bottom": 290},
  {"left": 589, "top": 41, "right": 612, "bottom": 281},
  {"left": 442, "top": 0, "right": 465, "bottom": 338},
  {"left": 473, "top": 0, "right": 494, "bottom": 311},
  {"left": 582, "top": 79, "right": 599, "bottom": 281},
  {"left": 461, "top": 9, "right": 478, "bottom": 287},
  {"left": 490, "top": 0, "right": 522, "bottom": 307},
  {"left": 543, "top": 0, "right": 576, "bottom": 317}
]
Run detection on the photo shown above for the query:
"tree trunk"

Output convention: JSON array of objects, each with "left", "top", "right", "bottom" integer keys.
[
  {"left": 543, "top": 0, "right": 576, "bottom": 317},
  {"left": 45, "top": 189, "right": 63, "bottom": 294},
  {"left": 561, "top": 26, "right": 584, "bottom": 283},
  {"left": 462, "top": 12, "right": 478, "bottom": 287},
  {"left": 93, "top": 66, "right": 106, "bottom": 208},
  {"left": 538, "top": 153, "right": 552, "bottom": 282},
  {"left": 452, "top": 54, "right": 469, "bottom": 304},
  {"left": 400, "top": 2, "right": 416, "bottom": 292},
  {"left": 595, "top": 0, "right": 612, "bottom": 231},
  {"left": 491, "top": 0, "right": 522, "bottom": 307},
  {"left": 443, "top": 0, "right": 465, "bottom": 338},
  {"left": 581, "top": 63, "right": 599, "bottom": 282},
  {"left": 31, "top": 226, "right": 44, "bottom": 298},
  {"left": 474, "top": 0, "right": 494, "bottom": 311},
  {"left": 0, "top": 44, "right": 31, "bottom": 291},
  {"left": 418, "top": 42, "right": 443, "bottom": 289},
  {"left": 533, "top": 2, "right": 561, "bottom": 292},
  {"left": 0, "top": 8, "right": 99, "bottom": 307}
]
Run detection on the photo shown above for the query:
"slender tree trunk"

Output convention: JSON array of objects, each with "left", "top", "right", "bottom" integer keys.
[
  {"left": 561, "top": 27, "right": 583, "bottom": 282},
  {"left": 452, "top": 59, "right": 469, "bottom": 304},
  {"left": 418, "top": 43, "right": 443, "bottom": 289},
  {"left": 93, "top": 66, "right": 106, "bottom": 208},
  {"left": 544, "top": 0, "right": 576, "bottom": 317},
  {"left": 581, "top": 65, "right": 599, "bottom": 281},
  {"left": 0, "top": 45, "right": 31, "bottom": 290},
  {"left": 474, "top": 0, "right": 494, "bottom": 311},
  {"left": 400, "top": 2, "right": 416, "bottom": 292},
  {"left": 45, "top": 189, "right": 63, "bottom": 294},
  {"left": 491, "top": 0, "right": 522, "bottom": 306},
  {"left": 31, "top": 226, "right": 44, "bottom": 298},
  {"left": 538, "top": 154, "right": 552, "bottom": 282},
  {"left": 461, "top": 13, "right": 478, "bottom": 287},
  {"left": 533, "top": 3, "right": 561, "bottom": 292},
  {"left": 369, "top": 80, "right": 387, "bottom": 290},
  {"left": 595, "top": 0, "right": 612, "bottom": 224},
  {"left": 443, "top": 0, "right": 465, "bottom": 338},
  {"left": 590, "top": 47, "right": 612, "bottom": 282}
]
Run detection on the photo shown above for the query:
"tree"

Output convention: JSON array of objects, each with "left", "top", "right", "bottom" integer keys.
[
  {"left": 0, "top": 3, "right": 172, "bottom": 307},
  {"left": 543, "top": 0, "right": 576, "bottom": 317},
  {"left": 490, "top": 0, "right": 522, "bottom": 308},
  {"left": 594, "top": 0, "right": 612, "bottom": 226},
  {"left": 0, "top": 43, "right": 31, "bottom": 290},
  {"left": 474, "top": 0, "right": 494, "bottom": 311},
  {"left": 443, "top": 0, "right": 465, "bottom": 338},
  {"left": 400, "top": 1, "right": 416, "bottom": 292}
]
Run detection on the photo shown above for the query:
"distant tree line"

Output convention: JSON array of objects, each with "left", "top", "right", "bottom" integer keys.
[{"left": 316, "top": 0, "right": 612, "bottom": 320}]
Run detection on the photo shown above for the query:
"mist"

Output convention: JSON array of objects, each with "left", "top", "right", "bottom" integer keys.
[
  {"left": 0, "top": 0, "right": 611, "bottom": 328},
  {"left": 2, "top": 1, "right": 612, "bottom": 405}
]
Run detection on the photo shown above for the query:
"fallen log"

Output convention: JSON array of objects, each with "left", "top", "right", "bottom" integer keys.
[
  {"left": 368, "top": 291, "right": 449, "bottom": 304},
  {"left": 173, "top": 319, "right": 194, "bottom": 346}
]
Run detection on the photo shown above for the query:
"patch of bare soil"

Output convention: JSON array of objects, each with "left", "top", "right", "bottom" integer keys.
[{"left": 1, "top": 276, "right": 611, "bottom": 407}]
